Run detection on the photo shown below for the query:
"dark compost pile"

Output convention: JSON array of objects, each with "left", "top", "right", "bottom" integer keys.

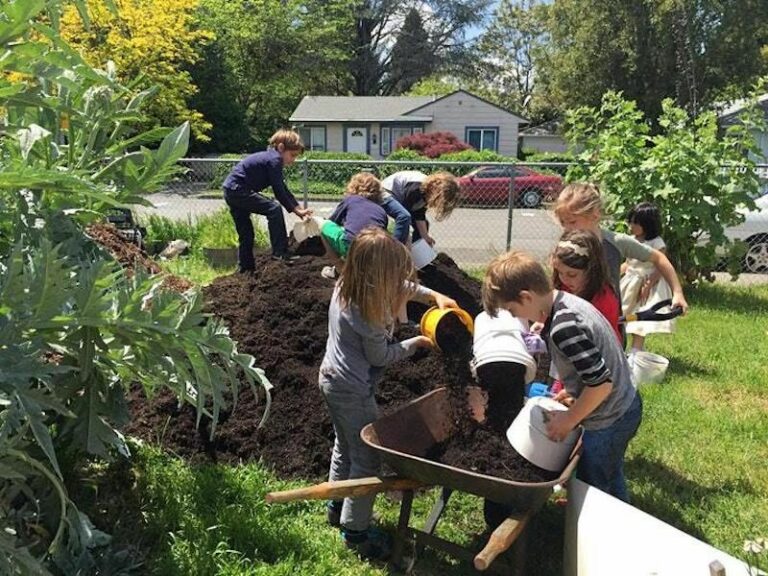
[{"left": 125, "top": 246, "right": 557, "bottom": 482}]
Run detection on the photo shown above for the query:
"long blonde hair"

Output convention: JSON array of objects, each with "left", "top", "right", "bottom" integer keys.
[
  {"left": 422, "top": 171, "right": 460, "bottom": 221},
  {"left": 553, "top": 182, "right": 603, "bottom": 221},
  {"left": 339, "top": 227, "right": 417, "bottom": 328}
]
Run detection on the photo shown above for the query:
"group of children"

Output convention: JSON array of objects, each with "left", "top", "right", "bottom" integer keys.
[{"left": 222, "top": 130, "right": 687, "bottom": 562}]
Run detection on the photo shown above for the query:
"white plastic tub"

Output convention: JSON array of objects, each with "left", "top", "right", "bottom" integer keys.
[
  {"left": 507, "top": 396, "right": 580, "bottom": 472},
  {"left": 411, "top": 238, "right": 437, "bottom": 269},
  {"left": 292, "top": 216, "right": 324, "bottom": 243},
  {"left": 629, "top": 351, "right": 669, "bottom": 386}
]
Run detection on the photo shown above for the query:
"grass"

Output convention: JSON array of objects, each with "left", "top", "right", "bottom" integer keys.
[
  {"left": 140, "top": 209, "right": 268, "bottom": 285},
  {"left": 81, "top": 281, "right": 768, "bottom": 575}
]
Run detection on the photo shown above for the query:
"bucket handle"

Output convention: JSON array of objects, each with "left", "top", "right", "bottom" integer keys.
[{"left": 622, "top": 299, "right": 684, "bottom": 323}]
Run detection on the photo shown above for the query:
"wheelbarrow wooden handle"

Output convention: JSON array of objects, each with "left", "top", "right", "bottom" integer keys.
[
  {"left": 265, "top": 477, "right": 425, "bottom": 504},
  {"left": 474, "top": 513, "right": 529, "bottom": 571}
]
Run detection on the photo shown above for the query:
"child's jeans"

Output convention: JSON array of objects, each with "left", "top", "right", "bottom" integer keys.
[
  {"left": 320, "top": 376, "right": 381, "bottom": 532},
  {"left": 578, "top": 392, "right": 642, "bottom": 502}
]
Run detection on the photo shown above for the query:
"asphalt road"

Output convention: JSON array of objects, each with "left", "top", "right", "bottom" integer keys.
[{"left": 135, "top": 193, "right": 564, "bottom": 268}]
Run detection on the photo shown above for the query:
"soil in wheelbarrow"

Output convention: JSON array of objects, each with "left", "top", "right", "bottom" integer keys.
[
  {"left": 125, "top": 245, "right": 487, "bottom": 478},
  {"left": 426, "top": 398, "right": 560, "bottom": 483}
]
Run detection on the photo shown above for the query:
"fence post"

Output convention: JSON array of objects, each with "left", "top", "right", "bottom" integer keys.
[
  {"left": 505, "top": 164, "right": 515, "bottom": 251},
  {"left": 302, "top": 158, "right": 309, "bottom": 208}
]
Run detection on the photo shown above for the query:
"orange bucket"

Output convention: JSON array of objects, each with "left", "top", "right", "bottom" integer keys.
[{"left": 419, "top": 306, "right": 474, "bottom": 351}]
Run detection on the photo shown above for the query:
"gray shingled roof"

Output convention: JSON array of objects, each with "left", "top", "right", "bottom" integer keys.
[{"left": 290, "top": 96, "right": 436, "bottom": 122}]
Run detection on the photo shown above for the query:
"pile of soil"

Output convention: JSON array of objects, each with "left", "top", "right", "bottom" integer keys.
[
  {"left": 126, "top": 250, "right": 482, "bottom": 478},
  {"left": 125, "top": 243, "right": 560, "bottom": 483},
  {"left": 87, "top": 223, "right": 193, "bottom": 293}
]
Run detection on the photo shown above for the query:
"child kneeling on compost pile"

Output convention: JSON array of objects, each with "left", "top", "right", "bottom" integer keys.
[
  {"left": 319, "top": 172, "right": 391, "bottom": 279},
  {"left": 482, "top": 251, "right": 642, "bottom": 503},
  {"left": 319, "top": 227, "right": 458, "bottom": 561}
]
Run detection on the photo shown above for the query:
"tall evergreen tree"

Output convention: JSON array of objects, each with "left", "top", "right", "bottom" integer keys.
[
  {"left": 349, "top": 0, "right": 491, "bottom": 95},
  {"left": 387, "top": 8, "right": 436, "bottom": 94}
]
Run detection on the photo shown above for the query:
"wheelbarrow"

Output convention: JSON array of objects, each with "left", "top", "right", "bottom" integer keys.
[{"left": 266, "top": 387, "right": 582, "bottom": 574}]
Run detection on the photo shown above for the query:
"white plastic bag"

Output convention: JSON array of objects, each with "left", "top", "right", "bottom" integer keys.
[{"left": 628, "top": 351, "right": 669, "bottom": 386}]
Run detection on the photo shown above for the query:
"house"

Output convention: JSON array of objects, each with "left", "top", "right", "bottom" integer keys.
[
  {"left": 718, "top": 93, "right": 768, "bottom": 162},
  {"left": 288, "top": 90, "right": 527, "bottom": 159},
  {"left": 519, "top": 120, "right": 570, "bottom": 155}
]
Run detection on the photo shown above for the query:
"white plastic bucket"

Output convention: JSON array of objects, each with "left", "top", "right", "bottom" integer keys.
[
  {"left": 411, "top": 239, "right": 437, "bottom": 269},
  {"left": 506, "top": 396, "right": 580, "bottom": 472},
  {"left": 292, "top": 216, "right": 323, "bottom": 244},
  {"left": 629, "top": 351, "right": 669, "bottom": 386}
]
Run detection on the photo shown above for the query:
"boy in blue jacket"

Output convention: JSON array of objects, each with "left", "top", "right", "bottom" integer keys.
[{"left": 222, "top": 129, "right": 313, "bottom": 272}]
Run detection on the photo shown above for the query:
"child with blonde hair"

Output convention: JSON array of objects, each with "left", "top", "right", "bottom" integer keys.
[
  {"left": 319, "top": 227, "right": 457, "bottom": 560},
  {"left": 381, "top": 170, "right": 460, "bottom": 246},
  {"left": 483, "top": 251, "right": 642, "bottom": 502},
  {"left": 222, "top": 129, "right": 313, "bottom": 271},
  {"left": 320, "top": 172, "right": 389, "bottom": 279},
  {"left": 553, "top": 183, "right": 688, "bottom": 316}
]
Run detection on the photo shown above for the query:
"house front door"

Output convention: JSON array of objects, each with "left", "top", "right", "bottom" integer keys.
[{"left": 346, "top": 127, "right": 367, "bottom": 154}]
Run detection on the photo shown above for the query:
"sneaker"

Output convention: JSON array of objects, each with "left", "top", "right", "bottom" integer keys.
[
  {"left": 327, "top": 501, "right": 342, "bottom": 528},
  {"left": 321, "top": 265, "right": 338, "bottom": 279},
  {"left": 272, "top": 253, "right": 299, "bottom": 264},
  {"left": 342, "top": 527, "right": 392, "bottom": 561}
]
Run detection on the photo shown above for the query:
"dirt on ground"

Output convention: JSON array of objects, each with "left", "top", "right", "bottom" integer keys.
[
  {"left": 124, "top": 243, "right": 557, "bottom": 482},
  {"left": 88, "top": 223, "right": 193, "bottom": 292}
]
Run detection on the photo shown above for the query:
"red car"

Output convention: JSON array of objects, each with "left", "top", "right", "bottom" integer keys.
[{"left": 458, "top": 165, "right": 564, "bottom": 208}]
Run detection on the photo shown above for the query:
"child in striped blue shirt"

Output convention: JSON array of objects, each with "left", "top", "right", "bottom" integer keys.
[{"left": 482, "top": 251, "right": 642, "bottom": 502}]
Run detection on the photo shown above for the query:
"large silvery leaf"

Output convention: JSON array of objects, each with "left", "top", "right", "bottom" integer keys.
[{"left": 16, "top": 124, "right": 52, "bottom": 160}]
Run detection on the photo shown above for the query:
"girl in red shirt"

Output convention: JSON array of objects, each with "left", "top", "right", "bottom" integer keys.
[{"left": 551, "top": 229, "right": 622, "bottom": 342}]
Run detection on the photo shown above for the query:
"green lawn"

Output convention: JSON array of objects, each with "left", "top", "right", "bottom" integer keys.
[{"left": 81, "top": 281, "right": 768, "bottom": 575}]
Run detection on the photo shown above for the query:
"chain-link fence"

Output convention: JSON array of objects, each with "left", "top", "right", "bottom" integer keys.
[
  {"left": 141, "top": 158, "right": 571, "bottom": 269},
  {"left": 135, "top": 158, "right": 768, "bottom": 274}
]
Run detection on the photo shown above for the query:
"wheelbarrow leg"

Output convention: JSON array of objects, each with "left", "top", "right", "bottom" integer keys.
[
  {"left": 406, "top": 487, "right": 453, "bottom": 574},
  {"left": 391, "top": 489, "right": 415, "bottom": 570}
]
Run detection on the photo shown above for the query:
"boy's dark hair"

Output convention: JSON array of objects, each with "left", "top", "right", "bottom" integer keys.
[
  {"left": 552, "top": 229, "right": 610, "bottom": 302},
  {"left": 627, "top": 202, "right": 661, "bottom": 240}
]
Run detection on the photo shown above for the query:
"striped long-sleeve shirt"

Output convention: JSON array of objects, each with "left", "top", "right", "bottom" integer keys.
[{"left": 543, "top": 290, "right": 636, "bottom": 430}]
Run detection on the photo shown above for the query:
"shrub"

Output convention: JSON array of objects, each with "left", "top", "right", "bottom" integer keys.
[
  {"left": 566, "top": 90, "right": 765, "bottom": 281},
  {"left": 437, "top": 149, "right": 512, "bottom": 176},
  {"left": 524, "top": 151, "right": 576, "bottom": 164},
  {"left": 395, "top": 131, "right": 471, "bottom": 158}
]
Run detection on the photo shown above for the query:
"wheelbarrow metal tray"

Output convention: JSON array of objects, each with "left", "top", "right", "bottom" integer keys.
[{"left": 361, "top": 387, "right": 581, "bottom": 510}]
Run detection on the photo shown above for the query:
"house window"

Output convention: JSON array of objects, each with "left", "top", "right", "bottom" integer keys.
[
  {"left": 381, "top": 127, "right": 391, "bottom": 156},
  {"left": 466, "top": 127, "right": 498, "bottom": 152},
  {"left": 392, "top": 127, "right": 412, "bottom": 147},
  {"left": 298, "top": 126, "right": 326, "bottom": 151},
  {"left": 381, "top": 125, "right": 426, "bottom": 155}
]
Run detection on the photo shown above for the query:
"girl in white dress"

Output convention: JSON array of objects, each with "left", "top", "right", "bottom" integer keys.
[{"left": 620, "top": 202, "right": 676, "bottom": 352}]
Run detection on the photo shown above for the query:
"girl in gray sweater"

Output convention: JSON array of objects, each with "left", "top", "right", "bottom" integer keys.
[{"left": 319, "top": 227, "right": 456, "bottom": 560}]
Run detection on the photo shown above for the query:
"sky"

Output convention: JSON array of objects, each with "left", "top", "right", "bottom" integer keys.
[{"left": 465, "top": 0, "right": 499, "bottom": 41}]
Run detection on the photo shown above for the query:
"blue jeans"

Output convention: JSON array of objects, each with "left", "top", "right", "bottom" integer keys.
[
  {"left": 223, "top": 187, "right": 288, "bottom": 271},
  {"left": 380, "top": 195, "right": 412, "bottom": 244},
  {"left": 320, "top": 376, "right": 381, "bottom": 531},
  {"left": 577, "top": 392, "right": 642, "bottom": 502}
]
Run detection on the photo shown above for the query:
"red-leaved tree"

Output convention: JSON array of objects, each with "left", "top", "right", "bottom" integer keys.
[{"left": 395, "top": 131, "right": 471, "bottom": 158}]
